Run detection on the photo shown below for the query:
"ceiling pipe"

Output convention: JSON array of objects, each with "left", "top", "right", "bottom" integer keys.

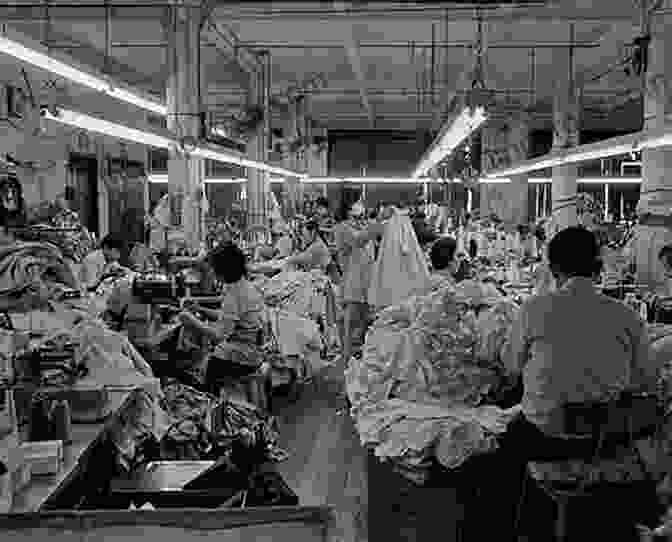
[
  {"left": 42, "top": 40, "right": 602, "bottom": 50},
  {"left": 206, "top": 5, "right": 635, "bottom": 22},
  {"left": 206, "top": 88, "right": 634, "bottom": 98},
  {"left": 232, "top": 40, "right": 600, "bottom": 49}
]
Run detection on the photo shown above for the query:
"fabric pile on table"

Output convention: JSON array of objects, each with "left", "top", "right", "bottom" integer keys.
[
  {"left": 23, "top": 203, "right": 95, "bottom": 262},
  {"left": 159, "top": 380, "right": 219, "bottom": 460},
  {"left": 256, "top": 269, "right": 331, "bottom": 319},
  {"left": 346, "top": 282, "right": 521, "bottom": 480},
  {"left": 34, "top": 318, "right": 154, "bottom": 387},
  {"left": 107, "top": 382, "right": 288, "bottom": 471},
  {"left": 263, "top": 306, "right": 323, "bottom": 372},
  {"left": 215, "top": 398, "right": 287, "bottom": 462},
  {"left": 0, "top": 241, "right": 77, "bottom": 307},
  {"left": 256, "top": 269, "right": 337, "bottom": 372}
]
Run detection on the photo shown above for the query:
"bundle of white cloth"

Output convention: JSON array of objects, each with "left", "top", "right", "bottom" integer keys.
[{"left": 368, "top": 209, "right": 432, "bottom": 310}]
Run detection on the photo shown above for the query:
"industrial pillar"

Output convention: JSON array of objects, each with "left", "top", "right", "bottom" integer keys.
[
  {"left": 631, "top": 8, "right": 672, "bottom": 291},
  {"left": 281, "top": 99, "right": 301, "bottom": 218},
  {"left": 550, "top": 34, "right": 580, "bottom": 236},
  {"left": 246, "top": 53, "right": 270, "bottom": 235},
  {"left": 165, "top": 4, "right": 204, "bottom": 253},
  {"left": 508, "top": 118, "right": 531, "bottom": 226},
  {"left": 480, "top": 124, "right": 504, "bottom": 219}
]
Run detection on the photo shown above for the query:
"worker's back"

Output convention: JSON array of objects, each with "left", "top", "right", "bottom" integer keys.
[{"left": 508, "top": 277, "right": 656, "bottom": 435}]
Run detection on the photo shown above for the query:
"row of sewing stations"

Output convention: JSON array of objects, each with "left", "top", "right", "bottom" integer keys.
[{"left": 0, "top": 217, "right": 339, "bottom": 541}]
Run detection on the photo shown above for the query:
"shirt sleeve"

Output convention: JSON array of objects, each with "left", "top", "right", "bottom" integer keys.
[
  {"left": 216, "top": 290, "right": 240, "bottom": 338},
  {"left": 502, "top": 302, "right": 530, "bottom": 375},
  {"left": 630, "top": 318, "right": 660, "bottom": 393}
]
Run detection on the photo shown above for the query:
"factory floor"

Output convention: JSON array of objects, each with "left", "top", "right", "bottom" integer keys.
[{"left": 274, "top": 366, "right": 368, "bottom": 542}]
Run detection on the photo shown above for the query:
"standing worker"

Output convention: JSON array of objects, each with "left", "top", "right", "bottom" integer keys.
[{"left": 333, "top": 199, "right": 385, "bottom": 365}]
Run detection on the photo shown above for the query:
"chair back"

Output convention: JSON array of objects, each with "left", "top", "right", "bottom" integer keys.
[{"left": 562, "top": 391, "right": 661, "bottom": 443}]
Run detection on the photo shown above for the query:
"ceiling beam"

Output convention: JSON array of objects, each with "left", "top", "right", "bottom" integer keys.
[
  {"left": 200, "top": 18, "right": 260, "bottom": 76},
  {"left": 211, "top": 3, "right": 639, "bottom": 22},
  {"left": 12, "top": 24, "right": 167, "bottom": 95},
  {"left": 575, "top": 22, "right": 641, "bottom": 88}
]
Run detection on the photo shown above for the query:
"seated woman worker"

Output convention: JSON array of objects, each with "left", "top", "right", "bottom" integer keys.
[{"left": 178, "top": 243, "right": 267, "bottom": 399}]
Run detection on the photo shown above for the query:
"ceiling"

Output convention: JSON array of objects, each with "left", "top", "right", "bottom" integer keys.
[{"left": 0, "top": 0, "right": 662, "bottom": 134}]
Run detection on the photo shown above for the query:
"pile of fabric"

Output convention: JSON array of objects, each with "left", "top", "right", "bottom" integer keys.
[
  {"left": 34, "top": 318, "right": 154, "bottom": 387},
  {"left": 256, "top": 269, "right": 330, "bottom": 318},
  {"left": 159, "top": 380, "right": 219, "bottom": 460},
  {"left": 346, "top": 281, "right": 520, "bottom": 481},
  {"left": 23, "top": 202, "right": 95, "bottom": 262},
  {"left": 0, "top": 241, "right": 77, "bottom": 309},
  {"left": 256, "top": 269, "right": 337, "bottom": 371},
  {"left": 264, "top": 306, "right": 323, "bottom": 371},
  {"left": 107, "top": 381, "right": 287, "bottom": 471}
]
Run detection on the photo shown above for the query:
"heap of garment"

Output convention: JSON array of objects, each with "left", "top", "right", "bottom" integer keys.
[
  {"left": 0, "top": 241, "right": 77, "bottom": 307},
  {"left": 256, "top": 269, "right": 330, "bottom": 318},
  {"left": 264, "top": 306, "right": 323, "bottom": 372},
  {"left": 35, "top": 318, "right": 154, "bottom": 387},
  {"left": 22, "top": 202, "right": 95, "bottom": 262},
  {"left": 256, "top": 269, "right": 337, "bottom": 364},
  {"left": 346, "top": 282, "right": 520, "bottom": 479},
  {"left": 107, "top": 381, "right": 287, "bottom": 469},
  {"left": 368, "top": 209, "right": 432, "bottom": 310}
]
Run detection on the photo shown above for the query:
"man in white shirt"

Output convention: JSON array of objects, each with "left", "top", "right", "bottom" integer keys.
[{"left": 471, "top": 227, "right": 660, "bottom": 537}]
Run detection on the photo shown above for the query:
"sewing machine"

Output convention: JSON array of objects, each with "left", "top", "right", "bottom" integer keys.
[{"left": 131, "top": 273, "right": 185, "bottom": 305}]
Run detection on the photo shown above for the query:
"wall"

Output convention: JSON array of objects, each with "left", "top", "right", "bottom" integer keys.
[
  {"left": 0, "top": 85, "right": 150, "bottom": 236},
  {"left": 328, "top": 131, "right": 429, "bottom": 178}
]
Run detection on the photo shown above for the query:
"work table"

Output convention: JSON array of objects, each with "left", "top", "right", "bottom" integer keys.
[{"left": 10, "top": 390, "right": 131, "bottom": 514}]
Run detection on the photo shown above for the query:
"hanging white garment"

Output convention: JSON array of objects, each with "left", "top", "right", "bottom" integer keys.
[{"left": 368, "top": 209, "right": 432, "bottom": 309}]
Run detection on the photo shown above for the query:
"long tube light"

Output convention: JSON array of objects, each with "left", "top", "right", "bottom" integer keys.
[
  {"left": 412, "top": 106, "right": 488, "bottom": 179},
  {"left": 190, "top": 146, "right": 305, "bottom": 178},
  {"left": 302, "top": 177, "right": 457, "bottom": 184},
  {"left": 0, "top": 28, "right": 167, "bottom": 116},
  {"left": 42, "top": 107, "right": 174, "bottom": 148},
  {"left": 480, "top": 177, "right": 642, "bottom": 184},
  {"left": 0, "top": 28, "right": 307, "bottom": 179},
  {"left": 148, "top": 175, "right": 245, "bottom": 184},
  {"left": 43, "top": 107, "right": 306, "bottom": 178},
  {"left": 485, "top": 124, "right": 672, "bottom": 179},
  {"left": 148, "top": 174, "right": 286, "bottom": 184}
]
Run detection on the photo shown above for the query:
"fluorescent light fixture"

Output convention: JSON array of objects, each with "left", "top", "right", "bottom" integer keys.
[
  {"left": 42, "top": 107, "right": 174, "bottom": 148},
  {"left": 301, "top": 177, "right": 457, "bottom": 184},
  {"left": 642, "top": 132, "right": 672, "bottom": 150},
  {"left": 148, "top": 174, "right": 248, "bottom": 184},
  {"left": 190, "top": 146, "right": 306, "bottom": 179},
  {"left": 344, "top": 177, "right": 427, "bottom": 184},
  {"left": 0, "top": 29, "right": 307, "bottom": 178},
  {"left": 44, "top": 107, "right": 305, "bottom": 178},
  {"left": 485, "top": 125, "right": 672, "bottom": 179},
  {"left": 479, "top": 177, "right": 642, "bottom": 184},
  {"left": 412, "top": 106, "right": 487, "bottom": 179},
  {"left": 0, "top": 28, "right": 167, "bottom": 116}
]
